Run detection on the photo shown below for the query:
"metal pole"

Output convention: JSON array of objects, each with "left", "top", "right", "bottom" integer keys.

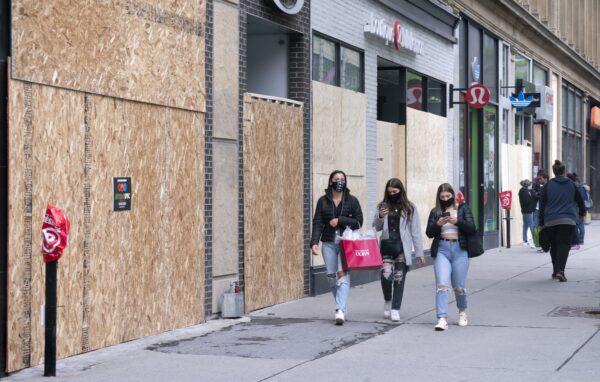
[
  {"left": 506, "top": 209, "right": 511, "bottom": 249},
  {"left": 44, "top": 261, "right": 57, "bottom": 377}
]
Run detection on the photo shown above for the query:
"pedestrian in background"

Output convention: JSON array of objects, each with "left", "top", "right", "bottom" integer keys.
[
  {"left": 373, "top": 178, "right": 425, "bottom": 322},
  {"left": 426, "top": 183, "right": 481, "bottom": 331},
  {"left": 533, "top": 169, "right": 549, "bottom": 231},
  {"left": 311, "top": 170, "right": 363, "bottom": 325},
  {"left": 583, "top": 184, "right": 593, "bottom": 224},
  {"left": 567, "top": 173, "right": 589, "bottom": 246},
  {"left": 539, "top": 161, "right": 586, "bottom": 282},
  {"left": 518, "top": 179, "right": 537, "bottom": 248}
]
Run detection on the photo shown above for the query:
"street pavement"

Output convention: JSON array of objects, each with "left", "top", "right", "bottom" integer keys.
[{"left": 6, "top": 222, "right": 600, "bottom": 382}]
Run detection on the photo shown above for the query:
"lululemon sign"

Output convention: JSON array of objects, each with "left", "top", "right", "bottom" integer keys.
[
  {"left": 465, "top": 83, "right": 490, "bottom": 109},
  {"left": 364, "top": 13, "right": 424, "bottom": 55}
]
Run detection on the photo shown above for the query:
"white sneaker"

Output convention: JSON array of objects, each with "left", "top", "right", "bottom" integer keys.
[
  {"left": 529, "top": 242, "right": 536, "bottom": 249},
  {"left": 383, "top": 301, "right": 392, "bottom": 319},
  {"left": 335, "top": 310, "right": 345, "bottom": 325},
  {"left": 458, "top": 311, "right": 468, "bottom": 327},
  {"left": 435, "top": 317, "right": 448, "bottom": 331},
  {"left": 522, "top": 242, "right": 530, "bottom": 248},
  {"left": 390, "top": 310, "right": 400, "bottom": 322}
]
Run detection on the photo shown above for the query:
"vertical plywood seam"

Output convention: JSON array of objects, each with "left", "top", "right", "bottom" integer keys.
[
  {"left": 21, "top": 82, "right": 33, "bottom": 368},
  {"left": 81, "top": 94, "right": 91, "bottom": 352}
]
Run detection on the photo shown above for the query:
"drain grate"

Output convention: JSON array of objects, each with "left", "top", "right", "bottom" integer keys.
[{"left": 548, "top": 306, "right": 600, "bottom": 319}]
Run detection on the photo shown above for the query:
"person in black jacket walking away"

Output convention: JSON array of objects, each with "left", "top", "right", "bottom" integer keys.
[
  {"left": 539, "top": 161, "right": 586, "bottom": 282},
  {"left": 426, "top": 183, "right": 478, "bottom": 331},
  {"left": 518, "top": 179, "right": 537, "bottom": 248},
  {"left": 311, "top": 170, "right": 363, "bottom": 325}
]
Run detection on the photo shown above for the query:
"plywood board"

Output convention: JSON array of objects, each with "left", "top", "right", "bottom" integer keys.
[
  {"left": 376, "top": 121, "right": 406, "bottom": 205},
  {"left": 312, "top": 81, "right": 366, "bottom": 177},
  {"left": 406, "top": 108, "right": 448, "bottom": 249},
  {"left": 12, "top": 0, "right": 206, "bottom": 111},
  {"left": 500, "top": 143, "right": 533, "bottom": 245},
  {"left": 243, "top": 93, "right": 304, "bottom": 313},
  {"left": 7, "top": 78, "right": 205, "bottom": 371},
  {"left": 86, "top": 96, "right": 205, "bottom": 350},
  {"left": 7, "top": 80, "right": 86, "bottom": 371}
]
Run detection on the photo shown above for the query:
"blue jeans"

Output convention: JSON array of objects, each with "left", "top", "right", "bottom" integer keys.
[
  {"left": 434, "top": 240, "right": 469, "bottom": 318},
  {"left": 522, "top": 213, "right": 535, "bottom": 243},
  {"left": 322, "top": 242, "right": 350, "bottom": 312},
  {"left": 532, "top": 210, "right": 539, "bottom": 228}
]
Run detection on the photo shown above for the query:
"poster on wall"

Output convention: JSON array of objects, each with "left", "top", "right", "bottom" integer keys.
[{"left": 113, "top": 177, "right": 132, "bottom": 211}]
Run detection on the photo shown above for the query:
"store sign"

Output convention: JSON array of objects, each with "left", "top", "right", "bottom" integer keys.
[
  {"left": 364, "top": 13, "right": 424, "bottom": 55},
  {"left": 592, "top": 106, "right": 600, "bottom": 130},
  {"left": 499, "top": 191, "right": 512, "bottom": 210},
  {"left": 535, "top": 85, "right": 554, "bottom": 122},
  {"left": 509, "top": 91, "right": 540, "bottom": 109},
  {"left": 113, "top": 177, "right": 132, "bottom": 211},
  {"left": 465, "top": 83, "right": 490, "bottom": 109}
]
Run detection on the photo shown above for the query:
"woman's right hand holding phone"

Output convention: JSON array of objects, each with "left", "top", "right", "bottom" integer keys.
[
  {"left": 437, "top": 216, "right": 449, "bottom": 226},
  {"left": 379, "top": 206, "right": 389, "bottom": 218}
]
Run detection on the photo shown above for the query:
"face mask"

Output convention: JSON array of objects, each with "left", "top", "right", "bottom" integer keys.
[
  {"left": 440, "top": 198, "right": 454, "bottom": 209},
  {"left": 331, "top": 181, "right": 346, "bottom": 192},
  {"left": 388, "top": 193, "right": 401, "bottom": 203}
]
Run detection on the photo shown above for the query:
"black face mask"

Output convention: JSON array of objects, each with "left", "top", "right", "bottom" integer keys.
[
  {"left": 331, "top": 181, "right": 346, "bottom": 192},
  {"left": 440, "top": 198, "right": 455, "bottom": 209},
  {"left": 388, "top": 193, "right": 401, "bottom": 203}
]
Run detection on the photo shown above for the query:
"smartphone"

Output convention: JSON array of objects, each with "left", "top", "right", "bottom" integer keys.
[{"left": 441, "top": 211, "right": 450, "bottom": 217}]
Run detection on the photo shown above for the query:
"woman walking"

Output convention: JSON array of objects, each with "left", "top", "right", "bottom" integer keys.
[
  {"left": 426, "top": 183, "right": 479, "bottom": 331},
  {"left": 373, "top": 178, "right": 425, "bottom": 322},
  {"left": 539, "top": 161, "right": 586, "bottom": 282},
  {"left": 311, "top": 170, "right": 363, "bottom": 325}
]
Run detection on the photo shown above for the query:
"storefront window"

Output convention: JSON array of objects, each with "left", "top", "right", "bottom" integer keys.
[
  {"left": 312, "top": 34, "right": 364, "bottom": 92},
  {"left": 561, "top": 86, "right": 568, "bottom": 128},
  {"left": 468, "top": 23, "right": 482, "bottom": 84},
  {"left": 568, "top": 90, "right": 575, "bottom": 129},
  {"left": 312, "top": 35, "right": 337, "bottom": 86},
  {"left": 533, "top": 63, "right": 548, "bottom": 86},
  {"left": 377, "top": 68, "right": 402, "bottom": 123},
  {"left": 501, "top": 45, "right": 509, "bottom": 98},
  {"left": 340, "top": 47, "right": 362, "bottom": 92},
  {"left": 483, "top": 33, "right": 498, "bottom": 101},
  {"left": 483, "top": 105, "right": 498, "bottom": 232},
  {"left": 459, "top": 19, "right": 467, "bottom": 88},
  {"left": 514, "top": 53, "right": 530, "bottom": 82},
  {"left": 575, "top": 94, "right": 582, "bottom": 132},
  {"left": 561, "top": 81, "right": 584, "bottom": 175},
  {"left": 427, "top": 79, "right": 445, "bottom": 117},
  {"left": 515, "top": 114, "right": 522, "bottom": 144},
  {"left": 502, "top": 109, "right": 509, "bottom": 143},
  {"left": 406, "top": 71, "right": 423, "bottom": 110}
]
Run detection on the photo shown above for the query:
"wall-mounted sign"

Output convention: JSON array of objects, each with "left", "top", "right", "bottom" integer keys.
[
  {"left": 499, "top": 190, "right": 512, "bottom": 210},
  {"left": 364, "top": 13, "right": 425, "bottom": 55},
  {"left": 465, "top": 83, "right": 490, "bottom": 109},
  {"left": 509, "top": 91, "right": 540, "bottom": 109},
  {"left": 535, "top": 85, "right": 554, "bottom": 122},
  {"left": 113, "top": 177, "right": 132, "bottom": 211},
  {"left": 591, "top": 106, "right": 600, "bottom": 130},
  {"left": 269, "top": 0, "right": 304, "bottom": 15}
]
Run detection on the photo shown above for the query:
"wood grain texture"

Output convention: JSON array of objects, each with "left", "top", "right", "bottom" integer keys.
[
  {"left": 12, "top": 0, "right": 206, "bottom": 111},
  {"left": 243, "top": 94, "right": 304, "bottom": 313}
]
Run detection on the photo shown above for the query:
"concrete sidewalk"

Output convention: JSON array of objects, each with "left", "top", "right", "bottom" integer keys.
[{"left": 6, "top": 222, "right": 600, "bottom": 382}]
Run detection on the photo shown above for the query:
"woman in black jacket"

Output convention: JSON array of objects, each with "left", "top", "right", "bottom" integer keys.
[
  {"left": 311, "top": 170, "right": 363, "bottom": 325},
  {"left": 426, "top": 183, "right": 478, "bottom": 331}
]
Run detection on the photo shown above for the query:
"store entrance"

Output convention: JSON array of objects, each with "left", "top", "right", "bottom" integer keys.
[{"left": 533, "top": 122, "right": 548, "bottom": 175}]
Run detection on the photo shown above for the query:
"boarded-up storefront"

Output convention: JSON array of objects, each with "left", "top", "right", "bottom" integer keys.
[
  {"left": 6, "top": 0, "right": 206, "bottom": 372},
  {"left": 242, "top": 93, "right": 304, "bottom": 313}
]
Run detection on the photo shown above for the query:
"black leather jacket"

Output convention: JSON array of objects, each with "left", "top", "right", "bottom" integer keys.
[
  {"left": 311, "top": 188, "right": 363, "bottom": 246},
  {"left": 425, "top": 203, "right": 477, "bottom": 258}
]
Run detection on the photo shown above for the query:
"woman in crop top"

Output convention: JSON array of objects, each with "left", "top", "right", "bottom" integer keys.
[{"left": 426, "top": 183, "right": 477, "bottom": 331}]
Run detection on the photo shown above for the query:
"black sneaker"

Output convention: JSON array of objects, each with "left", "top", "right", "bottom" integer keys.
[
  {"left": 552, "top": 273, "right": 557, "bottom": 279},
  {"left": 556, "top": 272, "right": 567, "bottom": 282}
]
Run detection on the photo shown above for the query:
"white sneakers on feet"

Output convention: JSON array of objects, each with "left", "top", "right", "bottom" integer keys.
[
  {"left": 335, "top": 309, "right": 345, "bottom": 325},
  {"left": 435, "top": 317, "right": 448, "bottom": 331},
  {"left": 458, "top": 311, "right": 468, "bottom": 327},
  {"left": 383, "top": 301, "right": 392, "bottom": 319},
  {"left": 390, "top": 310, "right": 400, "bottom": 322}
]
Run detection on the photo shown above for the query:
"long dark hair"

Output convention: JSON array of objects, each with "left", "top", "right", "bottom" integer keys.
[
  {"left": 435, "top": 183, "right": 456, "bottom": 213},
  {"left": 382, "top": 178, "right": 413, "bottom": 220},
  {"left": 328, "top": 170, "right": 347, "bottom": 187}
]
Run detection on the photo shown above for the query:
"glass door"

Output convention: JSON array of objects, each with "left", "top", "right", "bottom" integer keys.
[
  {"left": 483, "top": 105, "right": 499, "bottom": 236},
  {"left": 469, "top": 108, "right": 480, "bottom": 228}
]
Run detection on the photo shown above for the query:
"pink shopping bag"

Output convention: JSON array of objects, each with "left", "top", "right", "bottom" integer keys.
[{"left": 341, "top": 239, "right": 383, "bottom": 271}]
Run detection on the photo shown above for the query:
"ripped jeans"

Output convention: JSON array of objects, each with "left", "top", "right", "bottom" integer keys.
[
  {"left": 322, "top": 242, "right": 350, "bottom": 312},
  {"left": 381, "top": 254, "right": 408, "bottom": 310},
  {"left": 434, "top": 240, "right": 469, "bottom": 318}
]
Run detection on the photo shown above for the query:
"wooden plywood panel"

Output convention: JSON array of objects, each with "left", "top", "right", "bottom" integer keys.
[
  {"left": 7, "top": 80, "right": 85, "bottom": 371},
  {"left": 312, "top": 81, "right": 366, "bottom": 177},
  {"left": 86, "top": 96, "right": 205, "bottom": 351},
  {"left": 406, "top": 108, "right": 448, "bottom": 248},
  {"left": 501, "top": 144, "right": 533, "bottom": 245},
  {"left": 243, "top": 94, "right": 304, "bottom": 313},
  {"left": 376, "top": 121, "right": 406, "bottom": 205},
  {"left": 12, "top": 0, "right": 206, "bottom": 111}
]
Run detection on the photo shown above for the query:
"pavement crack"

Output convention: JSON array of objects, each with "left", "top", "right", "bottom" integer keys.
[{"left": 556, "top": 327, "right": 600, "bottom": 372}]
